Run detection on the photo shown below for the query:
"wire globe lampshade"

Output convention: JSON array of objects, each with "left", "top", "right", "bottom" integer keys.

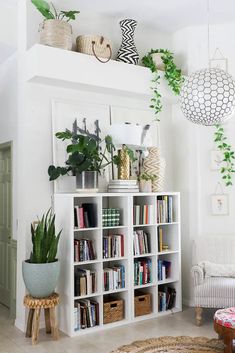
[{"left": 180, "top": 68, "right": 235, "bottom": 126}]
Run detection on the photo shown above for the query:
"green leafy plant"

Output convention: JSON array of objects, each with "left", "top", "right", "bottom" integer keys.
[
  {"left": 112, "top": 145, "right": 137, "bottom": 166},
  {"left": 138, "top": 172, "right": 156, "bottom": 182},
  {"left": 31, "top": 0, "right": 80, "bottom": 22},
  {"left": 214, "top": 124, "right": 235, "bottom": 186},
  {"left": 30, "top": 209, "right": 62, "bottom": 263},
  {"left": 142, "top": 49, "right": 184, "bottom": 121}
]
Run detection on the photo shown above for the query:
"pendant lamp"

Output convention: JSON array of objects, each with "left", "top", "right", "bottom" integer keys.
[{"left": 180, "top": 1, "right": 235, "bottom": 126}]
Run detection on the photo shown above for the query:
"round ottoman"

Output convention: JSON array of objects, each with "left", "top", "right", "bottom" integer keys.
[{"left": 214, "top": 307, "right": 235, "bottom": 353}]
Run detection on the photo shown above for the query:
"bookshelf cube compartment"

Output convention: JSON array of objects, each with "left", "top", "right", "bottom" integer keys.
[
  {"left": 134, "top": 289, "right": 152, "bottom": 317},
  {"left": 156, "top": 194, "right": 179, "bottom": 224},
  {"left": 74, "top": 295, "right": 101, "bottom": 331},
  {"left": 103, "top": 291, "right": 128, "bottom": 324},
  {"left": 74, "top": 229, "right": 101, "bottom": 263},
  {"left": 157, "top": 253, "right": 179, "bottom": 283},
  {"left": 157, "top": 224, "right": 180, "bottom": 253},
  {"left": 103, "top": 227, "right": 127, "bottom": 259},
  {"left": 158, "top": 283, "right": 177, "bottom": 313},
  {"left": 133, "top": 226, "right": 156, "bottom": 256},
  {"left": 134, "top": 257, "right": 154, "bottom": 287},
  {"left": 74, "top": 196, "right": 101, "bottom": 229},
  {"left": 74, "top": 263, "right": 102, "bottom": 298},
  {"left": 102, "top": 195, "right": 128, "bottom": 227},
  {"left": 103, "top": 259, "right": 127, "bottom": 293},
  {"left": 133, "top": 195, "right": 155, "bottom": 226}
]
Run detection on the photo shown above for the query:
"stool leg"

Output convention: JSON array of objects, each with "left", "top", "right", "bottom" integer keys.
[
  {"left": 50, "top": 307, "right": 59, "bottom": 340},
  {"left": 44, "top": 308, "right": 51, "bottom": 334},
  {"left": 32, "top": 308, "right": 41, "bottom": 345},
  {"left": 195, "top": 307, "right": 203, "bottom": 326},
  {"left": 224, "top": 333, "right": 233, "bottom": 353},
  {"left": 26, "top": 309, "right": 34, "bottom": 338}
]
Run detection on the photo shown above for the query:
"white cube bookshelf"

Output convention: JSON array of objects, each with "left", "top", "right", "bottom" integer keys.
[{"left": 53, "top": 192, "right": 181, "bottom": 337}]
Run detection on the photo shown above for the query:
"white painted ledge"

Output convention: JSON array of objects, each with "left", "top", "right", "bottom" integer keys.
[{"left": 24, "top": 44, "right": 176, "bottom": 101}]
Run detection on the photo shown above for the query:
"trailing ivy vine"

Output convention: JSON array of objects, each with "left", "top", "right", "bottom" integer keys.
[
  {"left": 142, "top": 49, "right": 184, "bottom": 121},
  {"left": 214, "top": 124, "right": 235, "bottom": 186}
]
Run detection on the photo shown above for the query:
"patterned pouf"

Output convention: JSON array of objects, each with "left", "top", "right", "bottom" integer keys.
[{"left": 214, "top": 307, "right": 235, "bottom": 328}]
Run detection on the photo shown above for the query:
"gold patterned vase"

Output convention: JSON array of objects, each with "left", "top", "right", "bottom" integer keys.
[
  {"left": 143, "top": 147, "right": 166, "bottom": 192},
  {"left": 118, "top": 148, "right": 130, "bottom": 180}
]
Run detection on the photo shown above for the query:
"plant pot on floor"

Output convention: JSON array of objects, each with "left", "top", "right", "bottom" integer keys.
[
  {"left": 139, "top": 180, "right": 152, "bottom": 193},
  {"left": 76, "top": 171, "right": 98, "bottom": 192},
  {"left": 40, "top": 19, "right": 72, "bottom": 50},
  {"left": 22, "top": 260, "right": 60, "bottom": 298}
]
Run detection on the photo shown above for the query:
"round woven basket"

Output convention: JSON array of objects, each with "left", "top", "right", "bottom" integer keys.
[
  {"left": 76, "top": 35, "right": 112, "bottom": 60},
  {"left": 40, "top": 19, "right": 72, "bottom": 50}
]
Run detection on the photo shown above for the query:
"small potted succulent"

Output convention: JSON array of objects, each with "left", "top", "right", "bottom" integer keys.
[
  {"left": 31, "top": 0, "right": 80, "bottom": 50},
  {"left": 138, "top": 172, "right": 156, "bottom": 193},
  {"left": 22, "top": 209, "right": 62, "bottom": 298}
]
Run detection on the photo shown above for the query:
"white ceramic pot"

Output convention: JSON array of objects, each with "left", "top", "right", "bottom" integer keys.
[
  {"left": 139, "top": 180, "right": 152, "bottom": 193},
  {"left": 151, "top": 53, "right": 165, "bottom": 71}
]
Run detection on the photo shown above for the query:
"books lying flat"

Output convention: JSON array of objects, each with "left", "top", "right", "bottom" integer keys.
[
  {"left": 108, "top": 188, "right": 139, "bottom": 193},
  {"left": 108, "top": 180, "right": 139, "bottom": 193}
]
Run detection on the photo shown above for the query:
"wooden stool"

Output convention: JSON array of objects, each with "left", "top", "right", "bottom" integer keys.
[
  {"left": 23, "top": 292, "right": 60, "bottom": 345},
  {"left": 214, "top": 307, "right": 235, "bottom": 353}
]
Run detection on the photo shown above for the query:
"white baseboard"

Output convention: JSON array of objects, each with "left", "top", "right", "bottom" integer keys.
[
  {"left": 14, "top": 319, "right": 25, "bottom": 333},
  {"left": 183, "top": 298, "right": 194, "bottom": 307}
]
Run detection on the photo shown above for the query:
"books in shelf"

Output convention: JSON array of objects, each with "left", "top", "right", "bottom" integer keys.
[
  {"left": 158, "top": 286, "right": 176, "bottom": 312},
  {"left": 157, "top": 196, "right": 174, "bottom": 223},
  {"left": 158, "top": 227, "right": 169, "bottom": 252},
  {"left": 103, "top": 265, "right": 125, "bottom": 291},
  {"left": 74, "top": 203, "right": 97, "bottom": 229},
  {"left": 74, "top": 239, "right": 96, "bottom": 262},
  {"left": 158, "top": 260, "right": 171, "bottom": 281},
  {"left": 133, "top": 230, "right": 150, "bottom": 256},
  {"left": 74, "top": 299, "right": 99, "bottom": 331},
  {"left": 102, "top": 208, "right": 121, "bottom": 227},
  {"left": 133, "top": 205, "right": 154, "bottom": 225},
  {"left": 103, "top": 234, "right": 124, "bottom": 259},
  {"left": 134, "top": 258, "right": 152, "bottom": 286},
  {"left": 74, "top": 268, "right": 97, "bottom": 297}
]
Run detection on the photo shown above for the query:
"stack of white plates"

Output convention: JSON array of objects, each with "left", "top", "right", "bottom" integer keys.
[{"left": 108, "top": 180, "right": 139, "bottom": 193}]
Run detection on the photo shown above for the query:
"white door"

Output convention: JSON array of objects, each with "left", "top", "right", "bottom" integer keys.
[{"left": 0, "top": 145, "right": 12, "bottom": 307}]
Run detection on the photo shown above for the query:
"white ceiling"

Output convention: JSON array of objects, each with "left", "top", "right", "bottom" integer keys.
[{"left": 76, "top": 0, "right": 235, "bottom": 32}]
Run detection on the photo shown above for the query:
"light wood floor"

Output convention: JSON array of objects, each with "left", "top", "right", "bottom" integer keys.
[{"left": 0, "top": 304, "right": 217, "bottom": 353}]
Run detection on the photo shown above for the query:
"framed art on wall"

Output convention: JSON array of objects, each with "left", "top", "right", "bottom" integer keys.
[{"left": 211, "top": 193, "right": 229, "bottom": 216}]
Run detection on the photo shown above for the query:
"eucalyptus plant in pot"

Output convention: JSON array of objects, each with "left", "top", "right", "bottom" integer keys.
[
  {"left": 22, "top": 209, "right": 62, "bottom": 298},
  {"left": 31, "top": 0, "right": 80, "bottom": 50}
]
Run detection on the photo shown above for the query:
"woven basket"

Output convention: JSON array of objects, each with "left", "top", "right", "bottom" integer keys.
[
  {"left": 76, "top": 35, "right": 112, "bottom": 63},
  {"left": 103, "top": 298, "right": 124, "bottom": 324},
  {"left": 40, "top": 19, "right": 72, "bottom": 50},
  {"left": 134, "top": 293, "right": 152, "bottom": 317}
]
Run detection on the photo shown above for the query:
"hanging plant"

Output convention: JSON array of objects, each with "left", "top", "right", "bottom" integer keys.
[
  {"left": 142, "top": 49, "right": 184, "bottom": 121},
  {"left": 214, "top": 124, "right": 235, "bottom": 186}
]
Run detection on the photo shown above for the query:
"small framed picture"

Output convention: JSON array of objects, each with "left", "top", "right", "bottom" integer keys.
[
  {"left": 210, "top": 150, "right": 224, "bottom": 171},
  {"left": 211, "top": 194, "right": 229, "bottom": 215},
  {"left": 209, "top": 58, "right": 228, "bottom": 72}
]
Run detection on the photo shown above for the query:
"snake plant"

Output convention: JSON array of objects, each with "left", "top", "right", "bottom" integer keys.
[{"left": 30, "top": 209, "right": 62, "bottom": 263}]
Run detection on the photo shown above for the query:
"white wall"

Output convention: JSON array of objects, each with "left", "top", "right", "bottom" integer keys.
[{"left": 172, "top": 24, "right": 235, "bottom": 305}]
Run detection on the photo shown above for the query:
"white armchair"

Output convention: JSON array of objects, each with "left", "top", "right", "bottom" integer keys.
[{"left": 192, "top": 237, "right": 235, "bottom": 326}]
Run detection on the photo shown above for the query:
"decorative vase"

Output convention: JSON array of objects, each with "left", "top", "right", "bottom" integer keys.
[
  {"left": 76, "top": 171, "right": 98, "bottom": 192},
  {"left": 22, "top": 260, "right": 60, "bottom": 298},
  {"left": 116, "top": 19, "right": 139, "bottom": 65},
  {"left": 118, "top": 148, "right": 130, "bottom": 180},
  {"left": 139, "top": 180, "right": 152, "bottom": 193},
  {"left": 143, "top": 147, "right": 166, "bottom": 192},
  {"left": 39, "top": 19, "right": 72, "bottom": 50}
]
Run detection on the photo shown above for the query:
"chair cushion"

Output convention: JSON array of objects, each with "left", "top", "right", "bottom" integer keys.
[{"left": 214, "top": 307, "right": 235, "bottom": 328}]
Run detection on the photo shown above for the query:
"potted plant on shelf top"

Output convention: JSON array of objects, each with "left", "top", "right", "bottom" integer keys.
[
  {"left": 22, "top": 209, "right": 62, "bottom": 298},
  {"left": 31, "top": 0, "right": 80, "bottom": 50},
  {"left": 138, "top": 172, "right": 156, "bottom": 192}
]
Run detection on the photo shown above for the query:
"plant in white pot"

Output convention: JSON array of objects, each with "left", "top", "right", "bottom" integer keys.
[
  {"left": 31, "top": 0, "right": 80, "bottom": 50},
  {"left": 22, "top": 209, "right": 62, "bottom": 298},
  {"left": 138, "top": 172, "right": 156, "bottom": 193}
]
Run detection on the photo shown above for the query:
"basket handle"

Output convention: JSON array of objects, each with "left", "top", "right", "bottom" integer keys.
[{"left": 92, "top": 37, "right": 112, "bottom": 63}]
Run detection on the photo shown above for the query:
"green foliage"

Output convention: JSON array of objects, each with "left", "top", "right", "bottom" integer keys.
[
  {"left": 112, "top": 145, "right": 137, "bottom": 167},
  {"left": 138, "top": 172, "right": 156, "bottom": 182},
  {"left": 31, "top": 0, "right": 80, "bottom": 22},
  {"left": 142, "top": 49, "right": 184, "bottom": 121},
  {"left": 214, "top": 124, "right": 235, "bottom": 187},
  {"left": 30, "top": 209, "right": 62, "bottom": 263}
]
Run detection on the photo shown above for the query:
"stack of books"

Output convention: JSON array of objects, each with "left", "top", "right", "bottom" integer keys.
[
  {"left": 158, "top": 260, "right": 171, "bottom": 281},
  {"left": 158, "top": 287, "right": 176, "bottom": 312},
  {"left": 74, "top": 299, "right": 99, "bottom": 330},
  {"left": 133, "top": 230, "right": 150, "bottom": 256},
  {"left": 102, "top": 208, "right": 121, "bottom": 227},
  {"left": 133, "top": 205, "right": 154, "bottom": 225},
  {"left": 103, "top": 265, "right": 125, "bottom": 291},
  {"left": 74, "top": 239, "right": 96, "bottom": 262},
  {"left": 74, "top": 268, "right": 97, "bottom": 297},
  {"left": 108, "top": 179, "right": 139, "bottom": 193},
  {"left": 157, "top": 196, "right": 174, "bottom": 223},
  {"left": 134, "top": 258, "right": 152, "bottom": 286},
  {"left": 158, "top": 227, "right": 170, "bottom": 252},
  {"left": 74, "top": 203, "right": 97, "bottom": 229},
  {"left": 103, "top": 234, "right": 124, "bottom": 259}
]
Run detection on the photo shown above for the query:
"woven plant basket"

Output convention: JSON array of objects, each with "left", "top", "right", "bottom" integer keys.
[
  {"left": 152, "top": 53, "right": 165, "bottom": 71},
  {"left": 76, "top": 35, "right": 112, "bottom": 63},
  {"left": 40, "top": 19, "right": 72, "bottom": 50}
]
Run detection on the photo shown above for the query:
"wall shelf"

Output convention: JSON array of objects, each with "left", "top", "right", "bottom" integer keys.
[{"left": 25, "top": 45, "right": 177, "bottom": 100}]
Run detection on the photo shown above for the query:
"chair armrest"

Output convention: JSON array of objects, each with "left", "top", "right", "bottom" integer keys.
[{"left": 191, "top": 265, "right": 204, "bottom": 285}]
